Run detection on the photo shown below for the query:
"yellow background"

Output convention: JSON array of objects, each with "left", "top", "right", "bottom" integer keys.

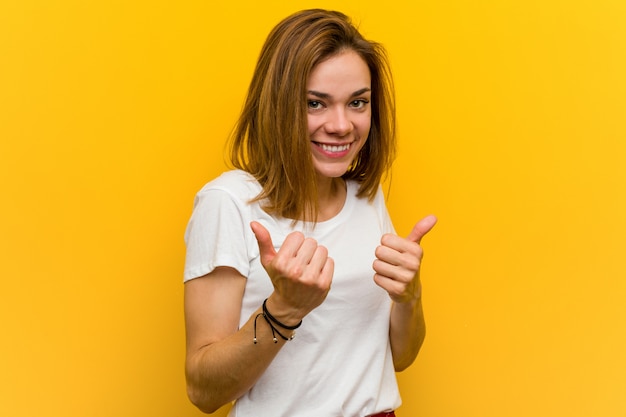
[{"left": 1, "top": 0, "right": 625, "bottom": 416}]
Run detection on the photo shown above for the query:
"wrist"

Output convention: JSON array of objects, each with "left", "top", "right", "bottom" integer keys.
[
  {"left": 390, "top": 281, "right": 422, "bottom": 306},
  {"left": 265, "top": 295, "right": 305, "bottom": 328},
  {"left": 393, "top": 287, "right": 422, "bottom": 309},
  {"left": 252, "top": 298, "right": 302, "bottom": 344}
]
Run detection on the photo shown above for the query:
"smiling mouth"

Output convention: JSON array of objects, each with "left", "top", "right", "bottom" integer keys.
[{"left": 313, "top": 141, "right": 352, "bottom": 153}]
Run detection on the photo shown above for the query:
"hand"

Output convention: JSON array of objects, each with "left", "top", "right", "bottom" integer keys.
[
  {"left": 250, "top": 221, "right": 334, "bottom": 321},
  {"left": 373, "top": 215, "right": 437, "bottom": 304}
]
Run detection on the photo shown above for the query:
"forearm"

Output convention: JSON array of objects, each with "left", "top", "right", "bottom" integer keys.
[
  {"left": 186, "top": 305, "right": 292, "bottom": 413},
  {"left": 389, "top": 296, "right": 426, "bottom": 371},
  {"left": 184, "top": 223, "right": 332, "bottom": 413}
]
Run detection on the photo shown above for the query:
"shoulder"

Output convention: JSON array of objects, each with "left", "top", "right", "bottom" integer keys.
[{"left": 195, "top": 170, "right": 261, "bottom": 202}]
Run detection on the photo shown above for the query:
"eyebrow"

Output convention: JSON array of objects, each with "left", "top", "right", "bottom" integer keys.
[{"left": 307, "top": 87, "right": 371, "bottom": 100}]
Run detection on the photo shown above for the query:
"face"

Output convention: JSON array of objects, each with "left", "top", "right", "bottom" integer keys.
[{"left": 306, "top": 50, "right": 372, "bottom": 181}]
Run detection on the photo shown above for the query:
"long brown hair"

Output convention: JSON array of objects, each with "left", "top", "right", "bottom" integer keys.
[{"left": 228, "top": 9, "right": 396, "bottom": 222}]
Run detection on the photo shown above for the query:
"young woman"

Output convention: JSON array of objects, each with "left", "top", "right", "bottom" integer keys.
[{"left": 183, "top": 9, "right": 437, "bottom": 416}]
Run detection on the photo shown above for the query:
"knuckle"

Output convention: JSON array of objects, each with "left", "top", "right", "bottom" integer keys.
[
  {"left": 406, "top": 258, "right": 420, "bottom": 272},
  {"left": 315, "top": 245, "right": 328, "bottom": 257},
  {"left": 401, "top": 273, "right": 413, "bottom": 284},
  {"left": 287, "top": 264, "right": 304, "bottom": 278},
  {"left": 288, "top": 231, "right": 305, "bottom": 245},
  {"left": 380, "top": 233, "right": 394, "bottom": 245},
  {"left": 371, "top": 259, "right": 382, "bottom": 274},
  {"left": 272, "top": 258, "right": 287, "bottom": 272},
  {"left": 406, "top": 242, "right": 422, "bottom": 257},
  {"left": 401, "top": 252, "right": 420, "bottom": 270}
]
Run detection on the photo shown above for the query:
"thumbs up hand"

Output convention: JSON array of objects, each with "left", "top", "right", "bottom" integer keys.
[
  {"left": 373, "top": 215, "right": 437, "bottom": 304},
  {"left": 250, "top": 221, "right": 334, "bottom": 322}
]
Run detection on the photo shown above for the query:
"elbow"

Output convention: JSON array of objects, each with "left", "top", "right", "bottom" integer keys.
[
  {"left": 393, "top": 346, "right": 422, "bottom": 371},
  {"left": 187, "top": 383, "right": 221, "bottom": 414},
  {"left": 393, "top": 355, "right": 415, "bottom": 372},
  {"left": 185, "top": 353, "right": 226, "bottom": 414},
  {"left": 392, "top": 327, "right": 426, "bottom": 372}
]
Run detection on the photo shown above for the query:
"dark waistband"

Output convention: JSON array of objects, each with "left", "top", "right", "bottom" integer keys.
[{"left": 368, "top": 412, "right": 395, "bottom": 417}]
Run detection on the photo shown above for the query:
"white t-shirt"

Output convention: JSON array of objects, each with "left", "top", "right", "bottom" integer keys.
[{"left": 184, "top": 170, "right": 401, "bottom": 417}]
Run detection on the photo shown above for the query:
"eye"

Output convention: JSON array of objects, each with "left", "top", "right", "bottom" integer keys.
[
  {"left": 308, "top": 100, "right": 323, "bottom": 110},
  {"left": 349, "top": 99, "right": 369, "bottom": 109}
]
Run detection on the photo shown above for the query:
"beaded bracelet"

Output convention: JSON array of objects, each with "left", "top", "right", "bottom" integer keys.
[{"left": 253, "top": 298, "right": 302, "bottom": 344}]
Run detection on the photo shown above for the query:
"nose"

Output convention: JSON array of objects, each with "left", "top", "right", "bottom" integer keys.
[{"left": 324, "top": 107, "right": 353, "bottom": 136}]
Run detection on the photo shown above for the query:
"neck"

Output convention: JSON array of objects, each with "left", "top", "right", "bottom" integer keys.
[{"left": 315, "top": 177, "right": 346, "bottom": 222}]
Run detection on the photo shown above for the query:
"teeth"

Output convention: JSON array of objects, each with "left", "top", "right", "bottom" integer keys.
[{"left": 320, "top": 143, "right": 350, "bottom": 152}]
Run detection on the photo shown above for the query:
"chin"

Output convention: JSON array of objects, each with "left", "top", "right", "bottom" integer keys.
[{"left": 314, "top": 165, "right": 352, "bottom": 179}]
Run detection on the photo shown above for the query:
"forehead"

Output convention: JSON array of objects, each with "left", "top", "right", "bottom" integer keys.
[{"left": 307, "top": 50, "right": 371, "bottom": 92}]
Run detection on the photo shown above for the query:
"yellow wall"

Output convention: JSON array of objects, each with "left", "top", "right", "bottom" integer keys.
[{"left": 1, "top": 1, "right": 624, "bottom": 416}]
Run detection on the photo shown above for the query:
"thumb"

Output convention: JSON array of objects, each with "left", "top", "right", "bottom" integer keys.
[
  {"left": 250, "top": 221, "right": 277, "bottom": 266},
  {"left": 406, "top": 214, "right": 438, "bottom": 244}
]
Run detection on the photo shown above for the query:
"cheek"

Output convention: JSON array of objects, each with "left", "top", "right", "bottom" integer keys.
[
  {"left": 307, "top": 115, "right": 322, "bottom": 137},
  {"left": 357, "top": 114, "right": 372, "bottom": 137},
  {"left": 355, "top": 120, "right": 371, "bottom": 152}
]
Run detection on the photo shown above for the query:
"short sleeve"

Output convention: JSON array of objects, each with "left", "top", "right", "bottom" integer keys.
[
  {"left": 183, "top": 188, "right": 251, "bottom": 282},
  {"left": 374, "top": 186, "right": 396, "bottom": 235}
]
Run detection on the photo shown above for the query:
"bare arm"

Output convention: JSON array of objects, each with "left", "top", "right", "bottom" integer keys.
[
  {"left": 388, "top": 293, "right": 426, "bottom": 371},
  {"left": 373, "top": 215, "right": 437, "bottom": 371},
  {"left": 185, "top": 268, "right": 287, "bottom": 413},
  {"left": 184, "top": 222, "right": 333, "bottom": 413}
]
